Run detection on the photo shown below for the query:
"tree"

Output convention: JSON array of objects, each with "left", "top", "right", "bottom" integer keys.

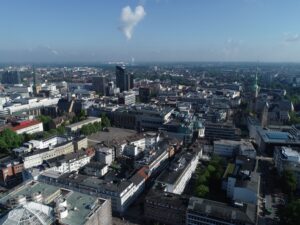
[
  {"left": 37, "top": 115, "right": 53, "bottom": 131},
  {"left": 0, "top": 129, "right": 23, "bottom": 154},
  {"left": 80, "top": 125, "right": 91, "bottom": 136},
  {"left": 101, "top": 114, "right": 111, "bottom": 127},
  {"left": 196, "top": 185, "right": 209, "bottom": 198},
  {"left": 281, "top": 170, "right": 297, "bottom": 196},
  {"left": 207, "top": 165, "right": 216, "bottom": 174},
  {"left": 194, "top": 155, "right": 225, "bottom": 198},
  {"left": 289, "top": 111, "right": 300, "bottom": 125},
  {"left": 279, "top": 199, "right": 300, "bottom": 225},
  {"left": 196, "top": 175, "right": 208, "bottom": 186},
  {"left": 56, "top": 125, "right": 66, "bottom": 135},
  {"left": 78, "top": 109, "right": 86, "bottom": 121}
]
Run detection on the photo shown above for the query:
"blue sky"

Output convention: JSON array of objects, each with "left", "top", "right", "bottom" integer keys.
[{"left": 1, "top": 0, "right": 300, "bottom": 62}]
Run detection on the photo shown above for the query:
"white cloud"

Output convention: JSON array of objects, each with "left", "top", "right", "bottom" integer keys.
[
  {"left": 284, "top": 33, "right": 300, "bottom": 43},
  {"left": 120, "top": 5, "right": 146, "bottom": 40},
  {"left": 51, "top": 49, "right": 59, "bottom": 55}
]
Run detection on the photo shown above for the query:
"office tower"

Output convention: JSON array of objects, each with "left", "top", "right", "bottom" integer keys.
[
  {"left": 1, "top": 71, "right": 21, "bottom": 84},
  {"left": 92, "top": 75, "right": 107, "bottom": 96},
  {"left": 116, "top": 65, "right": 131, "bottom": 92},
  {"left": 130, "top": 73, "right": 134, "bottom": 89}
]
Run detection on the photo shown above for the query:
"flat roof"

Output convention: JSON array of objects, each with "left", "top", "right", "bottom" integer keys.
[
  {"left": 257, "top": 127, "right": 300, "bottom": 144},
  {"left": 156, "top": 151, "right": 196, "bottom": 185},
  {"left": 188, "top": 197, "right": 255, "bottom": 224},
  {"left": 56, "top": 172, "right": 132, "bottom": 193},
  {"left": 0, "top": 181, "right": 108, "bottom": 225},
  {"left": 214, "top": 139, "right": 241, "bottom": 145},
  {"left": 66, "top": 117, "right": 101, "bottom": 129}
]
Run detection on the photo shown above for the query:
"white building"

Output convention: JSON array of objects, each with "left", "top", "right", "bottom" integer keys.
[
  {"left": 2, "top": 97, "right": 59, "bottom": 115},
  {"left": 46, "top": 151, "right": 91, "bottom": 174},
  {"left": 13, "top": 136, "right": 68, "bottom": 156},
  {"left": 134, "top": 144, "right": 170, "bottom": 176},
  {"left": 118, "top": 91, "right": 136, "bottom": 105},
  {"left": 123, "top": 136, "right": 146, "bottom": 157},
  {"left": 23, "top": 141, "right": 74, "bottom": 169},
  {"left": 95, "top": 146, "right": 113, "bottom": 166},
  {"left": 11, "top": 120, "right": 43, "bottom": 135},
  {"left": 156, "top": 151, "right": 200, "bottom": 194}
]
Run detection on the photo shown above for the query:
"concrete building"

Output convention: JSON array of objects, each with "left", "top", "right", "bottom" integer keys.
[
  {"left": 0, "top": 180, "right": 112, "bottom": 225},
  {"left": 118, "top": 91, "right": 136, "bottom": 105},
  {"left": 213, "top": 140, "right": 240, "bottom": 157},
  {"left": 65, "top": 117, "right": 101, "bottom": 133},
  {"left": 91, "top": 104, "right": 174, "bottom": 131},
  {"left": 95, "top": 146, "right": 113, "bottom": 165},
  {"left": 255, "top": 128, "right": 300, "bottom": 153},
  {"left": 0, "top": 97, "right": 60, "bottom": 116},
  {"left": 0, "top": 157, "right": 24, "bottom": 187},
  {"left": 205, "top": 122, "right": 241, "bottom": 141},
  {"left": 45, "top": 150, "right": 91, "bottom": 174},
  {"left": 74, "top": 136, "right": 88, "bottom": 151},
  {"left": 84, "top": 162, "right": 108, "bottom": 177},
  {"left": 239, "top": 141, "right": 256, "bottom": 159},
  {"left": 222, "top": 159, "right": 259, "bottom": 205},
  {"left": 134, "top": 139, "right": 174, "bottom": 176},
  {"left": 11, "top": 120, "right": 43, "bottom": 135},
  {"left": 22, "top": 140, "right": 74, "bottom": 169},
  {"left": 122, "top": 134, "right": 148, "bottom": 157},
  {"left": 39, "top": 168, "right": 148, "bottom": 213},
  {"left": 116, "top": 65, "right": 132, "bottom": 92},
  {"left": 92, "top": 76, "right": 107, "bottom": 96},
  {"left": 13, "top": 136, "right": 68, "bottom": 156},
  {"left": 213, "top": 139, "right": 256, "bottom": 158},
  {"left": 186, "top": 197, "right": 256, "bottom": 225},
  {"left": 139, "top": 87, "right": 152, "bottom": 103},
  {"left": 155, "top": 150, "right": 200, "bottom": 194},
  {"left": 144, "top": 191, "right": 188, "bottom": 225}
]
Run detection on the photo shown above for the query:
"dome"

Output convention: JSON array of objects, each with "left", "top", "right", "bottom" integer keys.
[{"left": 0, "top": 201, "right": 54, "bottom": 225}]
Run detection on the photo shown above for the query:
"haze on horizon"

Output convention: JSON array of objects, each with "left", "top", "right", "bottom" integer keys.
[{"left": 1, "top": 0, "right": 300, "bottom": 63}]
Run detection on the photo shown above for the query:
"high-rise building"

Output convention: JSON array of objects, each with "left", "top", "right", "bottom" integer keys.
[
  {"left": 1, "top": 71, "right": 21, "bottom": 84},
  {"left": 130, "top": 73, "right": 134, "bottom": 89},
  {"left": 92, "top": 76, "right": 107, "bottom": 96},
  {"left": 116, "top": 65, "right": 131, "bottom": 92}
]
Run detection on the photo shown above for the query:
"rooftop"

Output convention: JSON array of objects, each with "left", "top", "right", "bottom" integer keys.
[
  {"left": 156, "top": 151, "right": 197, "bottom": 185},
  {"left": 66, "top": 117, "right": 101, "bottom": 129},
  {"left": 187, "top": 197, "right": 255, "bottom": 225},
  {"left": 56, "top": 172, "right": 133, "bottom": 194},
  {"left": 0, "top": 181, "right": 108, "bottom": 225},
  {"left": 11, "top": 120, "right": 41, "bottom": 131},
  {"left": 258, "top": 128, "right": 300, "bottom": 144},
  {"left": 279, "top": 146, "right": 300, "bottom": 163}
]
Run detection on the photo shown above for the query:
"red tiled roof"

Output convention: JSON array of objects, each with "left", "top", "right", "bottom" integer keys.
[
  {"left": 137, "top": 166, "right": 149, "bottom": 180},
  {"left": 11, "top": 120, "right": 42, "bottom": 131}
]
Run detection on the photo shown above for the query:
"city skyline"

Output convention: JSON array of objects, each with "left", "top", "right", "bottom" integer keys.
[{"left": 1, "top": 0, "right": 300, "bottom": 63}]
